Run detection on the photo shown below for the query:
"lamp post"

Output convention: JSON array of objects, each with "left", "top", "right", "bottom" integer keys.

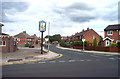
[
  {"left": 82, "top": 38, "right": 85, "bottom": 51},
  {"left": 39, "top": 20, "right": 46, "bottom": 54}
]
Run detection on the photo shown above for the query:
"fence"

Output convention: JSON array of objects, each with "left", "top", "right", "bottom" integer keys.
[{"left": 73, "top": 46, "right": 120, "bottom": 52}]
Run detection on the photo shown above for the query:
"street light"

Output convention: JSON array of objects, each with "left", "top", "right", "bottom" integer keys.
[{"left": 82, "top": 38, "right": 85, "bottom": 51}]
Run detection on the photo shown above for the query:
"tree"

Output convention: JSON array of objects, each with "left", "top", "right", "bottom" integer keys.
[
  {"left": 100, "top": 36, "right": 103, "bottom": 42},
  {"left": 45, "top": 34, "right": 61, "bottom": 43},
  {"left": 36, "top": 40, "right": 38, "bottom": 44},
  {"left": 93, "top": 38, "right": 97, "bottom": 47}
]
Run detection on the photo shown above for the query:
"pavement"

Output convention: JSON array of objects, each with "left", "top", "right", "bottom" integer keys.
[
  {"left": 1, "top": 47, "right": 62, "bottom": 65},
  {"left": 56, "top": 46, "right": 120, "bottom": 55}
]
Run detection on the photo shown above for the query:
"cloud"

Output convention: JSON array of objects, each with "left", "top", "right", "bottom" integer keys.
[
  {"left": 53, "top": 2, "right": 97, "bottom": 23},
  {"left": 1, "top": 2, "right": 30, "bottom": 22},
  {"left": 66, "top": 2, "right": 94, "bottom": 11}
]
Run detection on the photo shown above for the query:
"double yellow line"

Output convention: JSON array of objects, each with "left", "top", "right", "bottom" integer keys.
[{"left": 0, "top": 54, "right": 63, "bottom": 66}]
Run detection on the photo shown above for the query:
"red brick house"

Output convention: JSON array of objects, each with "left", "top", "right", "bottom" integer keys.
[
  {"left": 14, "top": 31, "right": 41, "bottom": 47},
  {"left": 61, "top": 36, "right": 67, "bottom": 40},
  {"left": 103, "top": 24, "right": 120, "bottom": 47},
  {"left": 31, "top": 34, "right": 41, "bottom": 44},
  {"left": 0, "top": 23, "right": 17, "bottom": 53},
  {"left": 74, "top": 28, "right": 100, "bottom": 46},
  {"left": 14, "top": 31, "right": 34, "bottom": 47}
]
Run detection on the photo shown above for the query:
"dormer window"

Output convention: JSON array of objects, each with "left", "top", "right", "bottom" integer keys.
[{"left": 107, "top": 31, "right": 113, "bottom": 35}]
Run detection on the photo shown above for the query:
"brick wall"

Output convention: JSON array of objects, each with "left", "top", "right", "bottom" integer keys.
[
  {"left": 84, "top": 29, "right": 100, "bottom": 45},
  {"left": 105, "top": 30, "right": 120, "bottom": 43},
  {"left": 73, "top": 46, "right": 120, "bottom": 52},
  {"left": 2, "top": 36, "right": 17, "bottom": 53}
]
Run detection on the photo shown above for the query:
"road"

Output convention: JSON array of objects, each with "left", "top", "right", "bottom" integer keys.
[{"left": 2, "top": 44, "right": 120, "bottom": 77}]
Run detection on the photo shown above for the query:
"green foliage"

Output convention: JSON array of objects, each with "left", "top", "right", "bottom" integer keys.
[
  {"left": 45, "top": 34, "right": 61, "bottom": 43},
  {"left": 60, "top": 40, "right": 70, "bottom": 48},
  {"left": 117, "top": 42, "right": 120, "bottom": 47},
  {"left": 100, "top": 36, "right": 103, "bottom": 42},
  {"left": 93, "top": 38, "right": 97, "bottom": 47},
  {"left": 84, "top": 41, "right": 89, "bottom": 46},
  {"left": 110, "top": 43, "right": 118, "bottom": 47},
  {"left": 106, "top": 45, "right": 109, "bottom": 47},
  {"left": 72, "top": 41, "right": 83, "bottom": 46},
  {"left": 36, "top": 40, "right": 38, "bottom": 44},
  {"left": 25, "top": 43, "right": 29, "bottom": 47}
]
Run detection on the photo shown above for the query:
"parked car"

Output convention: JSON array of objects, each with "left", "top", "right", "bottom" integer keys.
[{"left": 29, "top": 44, "right": 34, "bottom": 48}]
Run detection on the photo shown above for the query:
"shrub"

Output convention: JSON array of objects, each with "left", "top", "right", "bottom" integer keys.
[
  {"left": 25, "top": 43, "right": 29, "bottom": 47},
  {"left": 117, "top": 42, "right": 120, "bottom": 47},
  {"left": 93, "top": 38, "right": 97, "bottom": 47},
  {"left": 36, "top": 40, "right": 38, "bottom": 44},
  {"left": 72, "top": 41, "right": 83, "bottom": 46},
  {"left": 60, "top": 40, "right": 70, "bottom": 48},
  {"left": 84, "top": 41, "right": 89, "bottom": 46},
  {"left": 110, "top": 43, "right": 118, "bottom": 47},
  {"left": 106, "top": 45, "right": 109, "bottom": 47}
]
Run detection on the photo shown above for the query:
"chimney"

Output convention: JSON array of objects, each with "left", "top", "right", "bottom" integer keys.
[
  {"left": 23, "top": 31, "right": 26, "bottom": 33},
  {"left": 82, "top": 29, "right": 84, "bottom": 32},
  {"left": 87, "top": 28, "right": 89, "bottom": 30},
  {"left": 34, "top": 34, "right": 36, "bottom": 36}
]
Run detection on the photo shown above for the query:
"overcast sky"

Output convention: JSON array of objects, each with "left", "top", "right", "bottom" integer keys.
[{"left": 0, "top": 0, "right": 119, "bottom": 38}]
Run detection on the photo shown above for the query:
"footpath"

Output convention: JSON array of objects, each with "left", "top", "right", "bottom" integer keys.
[
  {"left": 1, "top": 47, "right": 62, "bottom": 65},
  {"left": 57, "top": 46, "right": 120, "bottom": 55}
]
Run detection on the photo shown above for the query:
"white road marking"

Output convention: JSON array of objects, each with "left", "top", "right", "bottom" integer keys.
[
  {"left": 104, "top": 55, "right": 113, "bottom": 56},
  {"left": 109, "top": 58, "right": 115, "bottom": 60},
  {"left": 49, "top": 61, "right": 56, "bottom": 63},
  {"left": 68, "top": 60, "right": 75, "bottom": 62},
  {"left": 38, "top": 62, "right": 46, "bottom": 63},
  {"left": 80, "top": 60, "right": 84, "bottom": 61},
  {"left": 59, "top": 61, "right": 65, "bottom": 63},
  {"left": 86, "top": 59, "right": 91, "bottom": 61}
]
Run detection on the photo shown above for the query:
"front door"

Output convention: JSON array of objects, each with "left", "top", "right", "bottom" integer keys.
[{"left": 106, "top": 40, "right": 110, "bottom": 47}]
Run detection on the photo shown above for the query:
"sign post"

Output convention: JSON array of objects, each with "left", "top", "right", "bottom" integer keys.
[
  {"left": 82, "top": 38, "right": 85, "bottom": 51},
  {"left": 39, "top": 20, "right": 46, "bottom": 54}
]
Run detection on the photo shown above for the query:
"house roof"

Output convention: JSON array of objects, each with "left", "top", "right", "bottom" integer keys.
[
  {"left": 31, "top": 35, "right": 39, "bottom": 40},
  {"left": 75, "top": 29, "right": 89, "bottom": 37},
  {"left": 2, "top": 33, "right": 9, "bottom": 36},
  {"left": 104, "top": 24, "right": 120, "bottom": 31},
  {"left": 14, "top": 32, "right": 33, "bottom": 39},
  {"left": 103, "top": 37, "right": 114, "bottom": 41},
  {"left": 0, "top": 23, "right": 4, "bottom": 26}
]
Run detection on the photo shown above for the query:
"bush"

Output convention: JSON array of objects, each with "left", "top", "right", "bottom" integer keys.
[
  {"left": 106, "top": 45, "right": 109, "bottom": 47},
  {"left": 60, "top": 40, "right": 70, "bottom": 48},
  {"left": 93, "top": 38, "right": 97, "bottom": 47},
  {"left": 36, "top": 40, "right": 38, "bottom": 44},
  {"left": 110, "top": 43, "right": 118, "bottom": 47},
  {"left": 25, "top": 43, "right": 29, "bottom": 47},
  {"left": 117, "top": 42, "right": 120, "bottom": 47},
  {"left": 72, "top": 41, "right": 83, "bottom": 46},
  {"left": 84, "top": 41, "right": 89, "bottom": 46}
]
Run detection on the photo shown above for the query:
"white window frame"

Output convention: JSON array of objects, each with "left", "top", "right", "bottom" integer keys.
[
  {"left": 107, "top": 31, "right": 113, "bottom": 35},
  {"left": 106, "top": 40, "right": 110, "bottom": 47},
  {"left": 0, "top": 41, "right": 6, "bottom": 46},
  {"left": 119, "top": 31, "right": 120, "bottom": 35},
  {"left": 93, "top": 35, "right": 95, "bottom": 39}
]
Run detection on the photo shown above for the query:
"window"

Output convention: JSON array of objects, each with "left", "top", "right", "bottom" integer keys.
[
  {"left": 79, "top": 36, "right": 81, "bottom": 39},
  {"left": 93, "top": 35, "right": 95, "bottom": 39},
  {"left": 119, "top": 31, "right": 120, "bottom": 35},
  {"left": 0, "top": 41, "right": 6, "bottom": 46},
  {"left": 107, "top": 31, "right": 113, "bottom": 35}
]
